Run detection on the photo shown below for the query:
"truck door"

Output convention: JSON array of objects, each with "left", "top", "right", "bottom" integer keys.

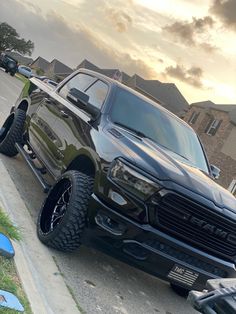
[
  {"left": 42, "top": 72, "right": 108, "bottom": 177},
  {"left": 28, "top": 88, "right": 61, "bottom": 175}
]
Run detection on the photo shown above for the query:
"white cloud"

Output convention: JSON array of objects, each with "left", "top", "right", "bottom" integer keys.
[
  {"left": 135, "top": 0, "right": 211, "bottom": 19},
  {"left": 1, "top": 0, "right": 236, "bottom": 103}
]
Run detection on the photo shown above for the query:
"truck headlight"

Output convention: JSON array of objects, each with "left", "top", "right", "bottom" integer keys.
[{"left": 109, "top": 159, "right": 161, "bottom": 201}]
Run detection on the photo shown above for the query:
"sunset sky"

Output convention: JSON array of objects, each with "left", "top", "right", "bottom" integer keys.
[{"left": 1, "top": 0, "right": 236, "bottom": 104}]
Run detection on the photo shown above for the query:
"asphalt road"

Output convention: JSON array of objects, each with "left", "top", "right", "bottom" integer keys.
[{"left": 0, "top": 69, "right": 197, "bottom": 314}]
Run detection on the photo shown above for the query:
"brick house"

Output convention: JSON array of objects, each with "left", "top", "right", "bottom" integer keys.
[
  {"left": 45, "top": 59, "right": 73, "bottom": 81},
  {"left": 30, "top": 57, "right": 73, "bottom": 81},
  {"left": 184, "top": 101, "right": 236, "bottom": 195}
]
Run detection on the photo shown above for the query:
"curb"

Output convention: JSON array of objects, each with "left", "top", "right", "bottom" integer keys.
[{"left": 0, "top": 159, "right": 80, "bottom": 314}]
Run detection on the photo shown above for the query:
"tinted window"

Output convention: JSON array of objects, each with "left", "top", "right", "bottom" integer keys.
[
  {"left": 22, "top": 67, "right": 30, "bottom": 71},
  {"left": 59, "top": 73, "right": 96, "bottom": 100},
  {"left": 110, "top": 88, "right": 209, "bottom": 173},
  {"left": 85, "top": 80, "right": 108, "bottom": 109},
  {"left": 5, "top": 56, "right": 16, "bottom": 64}
]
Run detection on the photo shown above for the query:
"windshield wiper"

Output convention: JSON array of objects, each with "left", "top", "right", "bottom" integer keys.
[{"left": 113, "top": 122, "right": 151, "bottom": 139}]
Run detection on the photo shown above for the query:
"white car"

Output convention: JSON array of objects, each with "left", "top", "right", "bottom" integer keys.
[{"left": 18, "top": 65, "right": 33, "bottom": 78}]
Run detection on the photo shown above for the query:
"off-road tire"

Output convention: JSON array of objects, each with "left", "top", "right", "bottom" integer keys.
[
  {"left": 0, "top": 109, "right": 26, "bottom": 157},
  {"left": 37, "top": 171, "right": 94, "bottom": 252}
]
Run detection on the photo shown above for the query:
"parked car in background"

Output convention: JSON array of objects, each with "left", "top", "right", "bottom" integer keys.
[
  {"left": 17, "top": 65, "right": 33, "bottom": 78},
  {"left": 0, "top": 53, "right": 18, "bottom": 76}
]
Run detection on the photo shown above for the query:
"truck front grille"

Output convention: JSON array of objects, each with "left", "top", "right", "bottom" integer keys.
[{"left": 155, "top": 193, "right": 236, "bottom": 258}]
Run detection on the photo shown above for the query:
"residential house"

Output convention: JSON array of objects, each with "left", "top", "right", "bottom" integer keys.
[
  {"left": 45, "top": 59, "right": 73, "bottom": 81},
  {"left": 5, "top": 51, "right": 33, "bottom": 66},
  {"left": 77, "top": 59, "right": 131, "bottom": 83},
  {"left": 30, "top": 56, "right": 50, "bottom": 74},
  {"left": 77, "top": 59, "right": 188, "bottom": 116},
  {"left": 126, "top": 74, "right": 189, "bottom": 117},
  {"left": 184, "top": 101, "right": 236, "bottom": 195},
  {"left": 77, "top": 59, "right": 100, "bottom": 72}
]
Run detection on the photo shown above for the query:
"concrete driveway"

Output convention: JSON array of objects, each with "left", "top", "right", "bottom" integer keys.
[{"left": 0, "top": 69, "right": 197, "bottom": 314}]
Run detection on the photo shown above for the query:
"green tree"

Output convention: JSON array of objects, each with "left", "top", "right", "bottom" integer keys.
[
  {"left": 0, "top": 22, "right": 34, "bottom": 55},
  {"left": 35, "top": 67, "right": 45, "bottom": 76}
]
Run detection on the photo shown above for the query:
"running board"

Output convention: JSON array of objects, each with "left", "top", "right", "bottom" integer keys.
[{"left": 15, "top": 143, "right": 51, "bottom": 193}]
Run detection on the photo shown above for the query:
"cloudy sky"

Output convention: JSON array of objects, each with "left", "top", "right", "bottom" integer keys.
[{"left": 1, "top": 0, "right": 236, "bottom": 104}]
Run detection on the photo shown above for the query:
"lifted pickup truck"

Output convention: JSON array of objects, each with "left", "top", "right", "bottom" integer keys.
[{"left": 0, "top": 69, "right": 235, "bottom": 292}]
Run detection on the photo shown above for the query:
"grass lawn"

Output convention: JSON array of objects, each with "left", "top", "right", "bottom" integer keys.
[
  {"left": 0, "top": 209, "right": 32, "bottom": 313},
  {"left": 15, "top": 73, "right": 28, "bottom": 85}
]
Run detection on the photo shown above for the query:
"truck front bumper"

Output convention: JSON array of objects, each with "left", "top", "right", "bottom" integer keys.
[{"left": 84, "top": 194, "right": 236, "bottom": 291}]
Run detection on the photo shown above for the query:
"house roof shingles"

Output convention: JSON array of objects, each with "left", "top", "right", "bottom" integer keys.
[
  {"left": 191, "top": 101, "right": 236, "bottom": 125},
  {"left": 121, "top": 71, "right": 131, "bottom": 84},
  {"left": 31, "top": 56, "right": 50, "bottom": 71},
  {"left": 76, "top": 59, "right": 99, "bottom": 72},
  {"left": 127, "top": 74, "right": 189, "bottom": 116},
  {"left": 49, "top": 59, "right": 73, "bottom": 75}
]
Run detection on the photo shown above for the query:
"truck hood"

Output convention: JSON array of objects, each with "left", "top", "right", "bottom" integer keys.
[{"left": 116, "top": 129, "right": 236, "bottom": 211}]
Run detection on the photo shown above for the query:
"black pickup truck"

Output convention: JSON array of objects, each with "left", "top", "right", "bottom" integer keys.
[
  {"left": 0, "top": 69, "right": 235, "bottom": 293},
  {"left": 0, "top": 53, "right": 18, "bottom": 76}
]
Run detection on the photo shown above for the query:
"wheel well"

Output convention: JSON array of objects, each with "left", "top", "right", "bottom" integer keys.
[
  {"left": 18, "top": 100, "right": 28, "bottom": 112},
  {"left": 67, "top": 155, "right": 96, "bottom": 178}
]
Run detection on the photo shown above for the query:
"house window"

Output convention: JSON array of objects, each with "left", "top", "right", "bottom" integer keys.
[
  {"left": 205, "top": 119, "right": 222, "bottom": 136},
  {"left": 228, "top": 179, "right": 236, "bottom": 197},
  {"left": 188, "top": 111, "right": 200, "bottom": 124}
]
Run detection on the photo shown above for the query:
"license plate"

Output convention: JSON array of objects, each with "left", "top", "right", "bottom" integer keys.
[{"left": 167, "top": 264, "right": 199, "bottom": 287}]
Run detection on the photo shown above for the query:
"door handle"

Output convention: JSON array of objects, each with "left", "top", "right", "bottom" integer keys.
[{"left": 60, "top": 110, "right": 69, "bottom": 118}]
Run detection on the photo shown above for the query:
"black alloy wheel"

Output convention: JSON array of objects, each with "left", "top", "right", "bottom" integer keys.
[
  {"left": 42, "top": 180, "right": 72, "bottom": 234},
  {"left": 37, "top": 171, "right": 94, "bottom": 252}
]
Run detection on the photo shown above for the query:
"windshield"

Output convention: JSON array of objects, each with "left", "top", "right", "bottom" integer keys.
[
  {"left": 5, "top": 56, "right": 17, "bottom": 64},
  {"left": 110, "top": 88, "right": 209, "bottom": 173}
]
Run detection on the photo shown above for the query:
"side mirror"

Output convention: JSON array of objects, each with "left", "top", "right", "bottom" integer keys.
[
  {"left": 67, "top": 88, "right": 100, "bottom": 120},
  {"left": 210, "top": 164, "right": 221, "bottom": 180},
  {"left": 67, "top": 88, "right": 89, "bottom": 107}
]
